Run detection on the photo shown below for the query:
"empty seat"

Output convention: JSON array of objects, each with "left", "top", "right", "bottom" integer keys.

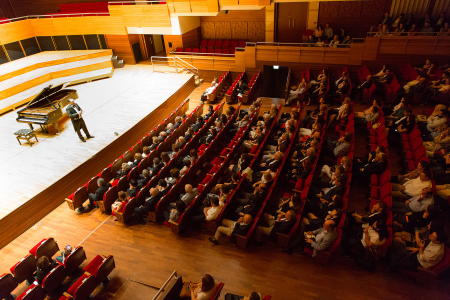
[
  {"left": 200, "top": 40, "right": 207, "bottom": 47},
  {"left": 0, "top": 273, "right": 18, "bottom": 299},
  {"left": 230, "top": 40, "right": 238, "bottom": 48},
  {"left": 10, "top": 255, "right": 36, "bottom": 283},
  {"left": 83, "top": 255, "right": 115, "bottom": 285},
  {"left": 175, "top": 47, "right": 183, "bottom": 52},
  {"left": 222, "top": 40, "right": 230, "bottom": 48},
  {"left": 184, "top": 47, "right": 191, "bottom": 52},
  {"left": 64, "top": 274, "right": 96, "bottom": 300},
  {"left": 192, "top": 48, "right": 199, "bottom": 53},
  {"left": 200, "top": 48, "right": 206, "bottom": 54},
  {"left": 207, "top": 48, "right": 214, "bottom": 56},
  {"left": 215, "top": 49, "right": 222, "bottom": 54},
  {"left": 29, "top": 237, "right": 60, "bottom": 260},
  {"left": 223, "top": 49, "right": 230, "bottom": 54},
  {"left": 238, "top": 41, "right": 246, "bottom": 47},
  {"left": 214, "top": 40, "right": 222, "bottom": 47},
  {"left": 207, "top": 40, "right": 215, "bottom": 47},
  {"left": 16, "top": 284, "right": 46, "bottom": 300}
]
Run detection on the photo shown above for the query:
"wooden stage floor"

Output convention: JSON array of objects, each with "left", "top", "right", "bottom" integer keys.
[{"left": 0, "top": 65, "right": 193, "bottom": 220}]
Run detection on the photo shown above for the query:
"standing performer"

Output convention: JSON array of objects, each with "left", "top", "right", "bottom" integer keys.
[{"left": 66, "top": 99, "right": 94, "bottom": 142}]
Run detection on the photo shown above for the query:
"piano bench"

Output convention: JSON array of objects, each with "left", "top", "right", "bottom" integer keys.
[{"left": 14, "top": 129, "right": 38, "bottom": 146}]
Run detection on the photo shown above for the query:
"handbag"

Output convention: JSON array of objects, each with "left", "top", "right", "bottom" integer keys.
[
  {"left": 179, "top": 282, "right": 194, "bottom": 298},
  {"left": 372, "top": 123, "right": 380, "bottom": 130}
]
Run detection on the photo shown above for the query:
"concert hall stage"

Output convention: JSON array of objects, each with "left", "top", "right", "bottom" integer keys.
[{"left": 0, "top": 65, "right": 195, "bottom": 248}]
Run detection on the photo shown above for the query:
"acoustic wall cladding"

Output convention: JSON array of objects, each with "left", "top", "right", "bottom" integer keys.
[{"left": 201, "top": 21, "right": 265, "bottom": 41}]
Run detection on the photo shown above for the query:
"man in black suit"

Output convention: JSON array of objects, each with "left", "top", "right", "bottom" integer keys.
[
  {"left": 379, "top": 12, "right": 392, "bottom": 27},
  {"left": 404, "top": 77, "right": 427, "bottom": 102},
  {"left": 355, "top": 152, "right": 388, "bottom": 185},
  {"left": 203, "top": 105, "right": 214, "bottom": 120},
  {"left": 156, "top": 179, "right": 170, "bottom": 197},
  {"left": 134, "top": 188, "right": 159, "bottom": 224},
  {"left": 259, "top": 151, "right": 283, "bottom": 171},
  {"left": 185, "top": 127, "right": 194, "bottom": 142},
  {"left": 375, "top": 69, "right": 393, "bottom": 88},
  {"left": 66, "top": 100, "right": 94, "bottom": 142},
  {"left": 209, "top": 214, "right": 253, "bottom": 245},
  {"left": 352, "top": 75, "right": 373, "bottom": 102},
  {"left": 158, "top": 131, "right": 167, "bottom": 143},
  {"left": 254, "top": 210, "right": 296, "bottom": 245},
  {"left": 192, "top": 116, "right": 204, "bottom": 132},
  {"left": 81, "top": 178, "right": 111, "bottom": 214},
  {"left": 147, "top": 157, "right": 164, "bottom": 177},
  {"left": 127, "top": 179, "right": 138, "bottom": 198},
  {"left": 137, "top": 169, "right": 150, "bottom": 188},
  {"left": 310, "top": 175, "right": 347, "bottom": 203}
]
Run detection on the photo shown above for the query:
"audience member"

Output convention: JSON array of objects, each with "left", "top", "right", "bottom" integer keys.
[
  {"left": 254, "top": 210, "right": 296, "bottom": 245},
  {"left": 285, "top": 78, "right": 307, "bottom": 106},
  {"left": 391, "top": 171, "right": 432, "bottom": 201},
  {"left": 351, "top": 75, "right": 373, "bottom": 102},
  {"left": 209, "top": 214, "right": 253, "bottom": 245},
  {"left": 189, "top": 274, "right": 217, "bottom": 300},
  {"left": 164, "top": 199, "right": 186, "bottom": 223},
  {"left": 82, "top": 178, "right": 111, "bottom": 213}
]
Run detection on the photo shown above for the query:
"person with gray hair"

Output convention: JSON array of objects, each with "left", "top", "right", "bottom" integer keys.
[
  {"left": 158, "top": 131, "right": 167, "bottom": 142},
  {"left": 174, "top": 116, "right": 182, "bottom": 129},
  {"left": 166, "top": 123, "right": 174, "bottom": 135},
  {"left": 80, "top": 177, "right": 111, "bottom": 214}
]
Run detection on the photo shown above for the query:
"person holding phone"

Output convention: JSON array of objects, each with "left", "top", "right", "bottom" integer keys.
[{"left": 56, "top": 245, "right": 73, "bottom": 264}]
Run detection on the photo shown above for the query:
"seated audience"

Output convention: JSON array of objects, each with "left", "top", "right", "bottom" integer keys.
[
  {"left": 342, "top": 219, "right": 389, "bottom": 257},
  {"left": 203, "top": 105, "right": 214, "bottom": 120},
  {"left": 322, "top": 132, "right": 353, "bottom": 160},
  {"left": 111, "top": 191, "right": 128, "bottom": 220},
  {"left": 391, "top": 171, "right": 432, "bottom": 201},
  {"left": 388, "top": 108, "right": 415, "bottom": 141},
  {"left": 142, "top": 146, "right": 150, "bottom": 158},
  {"left": 192, "top": 116, "right": 204, "bottom": 132},
  {"left": 114, "top": 163, "right": 131, "bottom": 180},
  {"left": 352, "top": 75, "right": 373, "bottom": 102},
  {"left": 82, "top": 178, "right": 112, "bottom": 213},
  {"left": 327, "top": 97, "right": 352, "bottom": 127},
  {"left": 173, "top": 116, "right": 182, "bottom": 129},
  {"left": 165, "top": 168, "right": 180, "bottom": 186},
  {"left": 137, "top": 169, "right": 151, "bottom": 188},
  {"left": 326, "top": 77, "right": 349, "bottom": 103},
  {"left": 323, "top": 23, "right": 333, "bottom": 40},
  {"left": 424, "top": 128, "right": 450, "bottom": 157},
  {"left": 355, "top": 152, "right": 388, "bottom": 184},
  {"left": 127, "top": 179, "right": 138, "bottom": 198},
  {"left": 285, "top": 78, "right": 307, "bottom": 106},
  {"left": 391, "top": 160, "right": 430, "bottom": 183},
  {"left": 329, "top": 35, "right": 340, "bottom": 47},
  {"left": 392, "top": 187, "right": 434, "bottom": 215},
  {"left": 347, "top": 200, "right": 388, "bottom": 230},
  {"left": 189, "top": 274, "right": 217, "bottom": 300},
  {"left": 27, "top": 256, "right": 57, "bottom": 285},
  {"left": 164, "top": 199, "right": 186, "bottom": 223},
  {"left": 209, "top": 214, "right": 254, "bottom": 245},
  {"left": 149, "top": 136, "right": 159, "bottom": 151},
  {"left": 201, "top": 82, "right": 218, "bottom": 102},
  {"left": 419, "top": 108, "right": 447, "bottom": 137},
  {"left": 165, "top": 123, "right": 174, "bottom": 135},
  {"left": 147, "top": 157, "right": 164, "bottom": 177},
  {"left": 254, "top": 210, "right": 296, "bottom": 245},
  {"left": 191, "top": 196, "right": 224, "bottom": 224},
  {"left": 199, "top": 126, "right": 217, "bottom": 145},
  {"left": 281, "top": 220, "right": 337, "bottom": 256},
  {"left": 158, "top": 131, "right": 167, "bottom": 143}
]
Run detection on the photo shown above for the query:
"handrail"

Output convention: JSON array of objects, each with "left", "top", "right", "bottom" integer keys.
[
  {"left": 367, "top": 31, "right": 450, "bottom": 37},
  {"left": 151, "top": 271, "right": 178, "bottom": 300},
  {"left": 109, "top": 0, "right": 165, "bottom": 4},
  {"left": 170, "top": 51, "right": 235, "bottom": 57},
  {"left": 253, "top": 41, "right": 352, "bottom": 48},
  {"left": 0, "top": 12, "right": 110, "bottom": 23},
  {"left": 175, "top": 57, "right": 198, "bottom": 77}
]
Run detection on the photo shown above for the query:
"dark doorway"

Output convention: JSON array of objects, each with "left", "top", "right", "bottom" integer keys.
[
  {"left": 261, "top": 65, "right": 290, "bottom": 98},
  {"left": 276, "top": 2, "right": 308, "bottom": 43}
]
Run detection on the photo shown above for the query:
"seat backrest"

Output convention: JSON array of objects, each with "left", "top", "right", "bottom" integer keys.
[
  {"left": 12, "top": 255, "right": 36, "bottom": 283},
  {"left": 64, "top": 246, "right": 86, "bottom": 275},
  {"left": 87, "top": 176, "right": 99, "bottom": 194},
  {"left": 101, "top": 167, "right": 112, "bottom": 183},
  {"left": 328, "top": 229, "right": 342, "bottom": 253},
  {"left": 94, "top": 256, "right": 115, "bottom": 285},
  {"left": 73, "top": 275, "right": 96, "bottom": 300},
  {"left": 128, "top": 166, "right": 139, "bottom": 182},
  {"left": 122, "top": 150, "right": 132, "bottom": 163},
  {"left": 432, "top": 246, "right": 450, "bottom": 274},
  {"left": 42, "top": 264, "right": 66, "bottom": 293},
  {"left": 111, "top": 158, "right": 123, "bottom": 179},
  {"left": 18, "top": 285, "right": 46, "bottom": 300},
  {"left": 136, "top": 185, "right": 149, "bottom": 207},
  {"left": 0, "top": 273, "right": 18, "bottom": 299},
  {"left": 35, "top": 237, "right": 59, "bottom": 260}
]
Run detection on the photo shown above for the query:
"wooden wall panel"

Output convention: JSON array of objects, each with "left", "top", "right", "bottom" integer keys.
[
  {"left": 390, "top": 0, "right": 431, "bottom": 19},
  {"left": 104, "top": 34, "right": 136, "bottom": 65},
  {"left": 318, "top": 0, "right": 393, "bottom": 38},
  {"left": 142, "top": 6, "right": 172, "bottom": 28},
  {"left": 362, "top": 37, "right": 380, "bottom": 61},
  {"left": 200, "top": 9, "right": 265, "bottom": 42},
  {"left": 0, "top": 20, "right": 35, "bottom": 44},
  {"left": 348, "top": 43, "right": 364, "bottom": 66},
  {"left": 29, "top": 19, "right": 57, "bottom": 37},
  {"left": 378, "top": 38, "right": 408, "bottom": 54},
  {"left": 52, "top": 17, "right": 96, "bottom": 36},
  {"left": 234, "top": 50, "right": 246, "bottom": 72},
  {"left": 164, "top": 35, "right": 183, "bottom": 55},
  {"left": 92, "top": 16, "right": 127, "bottom": 35},
  {"left": 182, "top": 27, "right": 202, "bottom": 49},
  {"left": 278, "top": 47, "right": 301, "bottom": 63},
  {"left": 190, "top": 0, "right": 209, "bottom": 13}
]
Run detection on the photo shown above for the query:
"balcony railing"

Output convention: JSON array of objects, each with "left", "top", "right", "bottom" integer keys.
[
  {"left": 367, "top": 31, "right": 450, "bottom": 37},
  {"left": 108, "top": 0, "right": 166, "bottom": 5},
  {"left": 0, "top": 12, "right": 111, "bottom": 24}
]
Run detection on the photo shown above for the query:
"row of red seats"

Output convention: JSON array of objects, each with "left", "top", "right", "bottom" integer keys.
[
  {"left": 200, "top": 40, "right": 246, "bottom": 48},
  {"left": 225, "top": 71, "right": 246, "bottom": 102},
  {"left": 65, "top": 99, "right": 192, "bottom": 212},
  {"left": 240, "top": 71, "right": 261, "bottom": 104},
  {"left": 2, "top": 237, "right": 114, "bottom": 300},
  {"left": 165, "top": 103, "right": 243, "bottom": 234},
  {"left": 206, "top": 71, "right": 232, "bottom": 102},
  {"left": 148, "top": 104, "right": 223, "bottom": 224},
  {"left": 174, "top": 47, "right": 236, "bottom": 55},
  {"left": 357, "top": 65, "right": 376, "bottom": 103},
  {"left": 298, "top": 68, "right": 310, "bottom": 103}
]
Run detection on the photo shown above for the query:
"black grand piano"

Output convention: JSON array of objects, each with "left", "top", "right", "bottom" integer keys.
[{"left": 16, "top": 82, "right": 78, "bottom": 134}]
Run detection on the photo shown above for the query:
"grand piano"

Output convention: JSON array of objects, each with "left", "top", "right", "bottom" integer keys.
[{"left": 16, "top": 82, "right": 78, "bottom": 134}]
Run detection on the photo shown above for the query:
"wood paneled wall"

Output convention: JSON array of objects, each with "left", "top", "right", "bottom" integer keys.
[
  {"left": 318, "top": 0, "right": 393, "bottom": 38},
  {"left": 200, "top": 9, "right": 265, "bottom": 41},
  {"left": 2, "top": 0, "right": 111, "bottom": 16},
  {"left": 181, "top": 27, "right": 202, "bottom": 49},
  {"left": 105, "top": 34, "right": 136, "bottom": 65},
  {"left": 164, "top": 35, "right": 183, "bottom": 55},
  {"left": 390, "top": 0, "right": 431, "bottom": 19}
]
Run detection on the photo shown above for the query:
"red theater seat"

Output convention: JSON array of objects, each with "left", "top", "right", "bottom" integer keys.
[
  {"left": 66, "top": 274, "right": 96, "bottom": 300},
  {"left": 0, "top": 273, "right": 18, "bottom": 299},
  {"left": 16, "top": 284, "right": 46, "bottom": 300},
  {"left": 83, "top": 255, "right": 115, "bottom": 285},
  {"left": 10, "top": 255, "right": 36, "bottom": 283}
]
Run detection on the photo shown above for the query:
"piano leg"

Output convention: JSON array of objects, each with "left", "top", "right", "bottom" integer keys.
[
  {"left": 39, "top": 124, "right": 48, "bottom": 134},
  {"left": 28, "top": 124, "right": 34, "bottom": 130},
  {"left": 54, "top": 123, "right": 61, "bottom": 135}
]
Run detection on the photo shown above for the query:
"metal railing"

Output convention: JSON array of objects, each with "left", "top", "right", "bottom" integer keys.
[
  {"left": 151, "top": 271, "right": 178, "bottom": 300},
  {"left": 150, "top": 56, "right": 198, "bottom": 77},
  {"left": 108, "top": 0, "right": 165, "bottom": 5},
  {"left": 249, "top": 41, "right": 353, "bottom": 48},
  {"left": 0, "top": 12, "right": 110, "bottom": 23},
  {"left": 367, "top": 31, "right": 450, "bottom": 37},
  {"left": 170, "top": 51, "right": 235, "bottom": 57}
]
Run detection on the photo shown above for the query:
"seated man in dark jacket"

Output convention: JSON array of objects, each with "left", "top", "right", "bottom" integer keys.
[
  {"left": 388, "top": 108, "right": 416, "bottom": 143},
  {"left": 134, "top": 188, "right": 160, "bottom": 224},
  {"left": 147, "top": 157, "right": 164, "bottom": 177},
  {"left": 354, "top": 152, "right": 388, "bottom": 185},
  {"left": 192, "top": 116, "right": 204, "bottom": 132},
  {"left": 82, "top": 178, "right": 112, "bottom": 213},
  {"left": 254, "top": 210, "right": 296, "bottom": 245},
  {"left": 208, "top": 214, "right": 253, "bottom": 245},
  {"left": 127, "top": 179, "right": 138, "bottom": 198}
]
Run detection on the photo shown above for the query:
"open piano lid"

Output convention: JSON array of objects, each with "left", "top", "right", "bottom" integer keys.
[{"left": 26, "top": 81, "right": 72, "bottom": 109}]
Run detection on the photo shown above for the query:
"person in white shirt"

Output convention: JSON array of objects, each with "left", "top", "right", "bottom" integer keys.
[
  {"left": 329, "top": 35, "right": 340, "bottom": 48},
  {"left": 201, "top": 81, "right": 218, "bottom": 102},
  {"left": 342, "top": 219, "right": 389, "bottom": 257},
  {"left": 191, "top": 196, "right": 223, "bottom": 224},
  {"left": 391, "top": 171, "right": 432, "bottom": 201},
  {"left": 424, "top": 109, "right": 447, "bottom": 133},
  {"left": 392, "top": 187, "right": 434, "bottom": 214},
  {"left": 391, "top": 230, "right": 446, "bottom": 272}
]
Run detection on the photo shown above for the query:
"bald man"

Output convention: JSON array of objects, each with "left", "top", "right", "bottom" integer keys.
[
  {"left": 281, "top": 219, "right": 337, "bottom": 256},
  {"left": 209, "top": 214, "right": 253, "bottom": 245},
  {"left": 66, "top": 99, "right": 94, "bottom": 142}
]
